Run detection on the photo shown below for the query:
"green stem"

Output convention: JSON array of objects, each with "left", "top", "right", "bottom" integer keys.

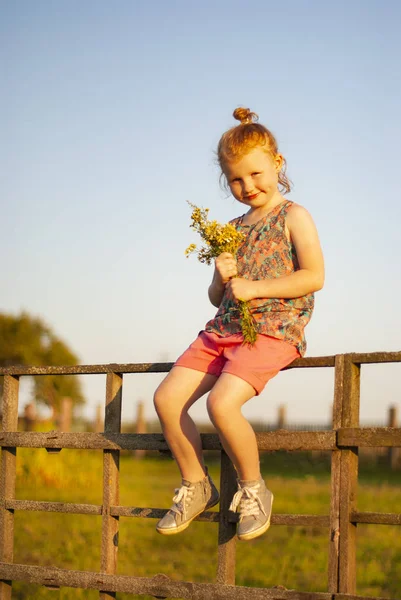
[{"left": 238, "top": 300, "right": 258, "bottom": 346}]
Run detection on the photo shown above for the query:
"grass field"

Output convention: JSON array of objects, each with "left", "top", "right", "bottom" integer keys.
[{"left": 7, "top": 448, "right": 401, "bottom": 599}]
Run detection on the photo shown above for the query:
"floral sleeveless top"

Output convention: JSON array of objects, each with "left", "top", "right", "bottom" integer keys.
[{"left": 204, "top": 199, "right": 314, "bottom": 356}]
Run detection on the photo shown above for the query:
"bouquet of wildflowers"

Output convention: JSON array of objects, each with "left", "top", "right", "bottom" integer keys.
[{"left": 185, "top": 202, "right": 258, "bottom": 345}]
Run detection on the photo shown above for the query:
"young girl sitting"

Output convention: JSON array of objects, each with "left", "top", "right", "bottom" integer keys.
[{"left": 154, "top": 107, "right": 324, "bottom": 541}]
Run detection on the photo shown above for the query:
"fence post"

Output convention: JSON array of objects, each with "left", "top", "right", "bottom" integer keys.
[
  {"left": 387, "top": 405, "right": 400, "bottom": 469},
  {"left": 277, "top": 404, "right": 287, "bottom": 429},
  {"left": 216, "top": 450, "right": 237, "bottom": 585},
  {"left": 0, "top": 375, "right": 20, "bottom": 600},
  {"left": 100, "top": 372, "right": 122, "bottom": 600},
  {"left": 23, "top": 401, "right": 36, "bottom": 432},
  {"left": 59, "top": 397, "right": 73, "bottom": 432},
  {"left": 327, "top": 355, "right": 343, "bottom": 592},
  {"left": 95, "top": 403, "right": 103, "bottom": 432},
  {"left": 135, "top": 401, "right": 146, "bottom": 459},
  {"left": 338, "top": 357, "right": 360, "bottom": 594}
]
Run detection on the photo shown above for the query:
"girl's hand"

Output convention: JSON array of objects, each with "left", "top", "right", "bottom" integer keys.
[
  {"left": 226, "top": 277, "right": 256, "bottom": 302},
  {"left": 215, "top": 252, "right": 238, "bottom": 285}
]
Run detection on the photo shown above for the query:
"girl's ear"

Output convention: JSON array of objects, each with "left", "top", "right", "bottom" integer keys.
[{"left": 274, "top": 153, "right": 284, "bottom": 172}]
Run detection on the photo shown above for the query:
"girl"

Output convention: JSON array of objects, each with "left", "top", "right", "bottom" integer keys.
[{"left": 154, "top": 108, "right": 324, "bottom": 541}]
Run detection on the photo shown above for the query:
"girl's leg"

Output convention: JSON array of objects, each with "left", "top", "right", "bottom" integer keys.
[
  {"left": 154, "top": 366, "right": 218, "bottom": 482},
  {"left": 206, "top": 373, "right": 274, "bottom": 541},
  {"left": 206, "top": 373, "right": 260, "bottom": 480}
]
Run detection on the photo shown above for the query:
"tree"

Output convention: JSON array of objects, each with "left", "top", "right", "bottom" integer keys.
[{"left": 0, "top": 312, "right": 85, "bottom": 417}]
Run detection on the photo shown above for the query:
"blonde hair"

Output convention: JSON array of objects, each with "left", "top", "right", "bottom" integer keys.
[{"left": 217, "top": 107, "right": 292, "bottom": 194}]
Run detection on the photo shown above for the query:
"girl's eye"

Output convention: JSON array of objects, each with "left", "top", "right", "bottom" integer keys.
[{"left": 252, "top": 172, "right": 261, "bottom": 176}]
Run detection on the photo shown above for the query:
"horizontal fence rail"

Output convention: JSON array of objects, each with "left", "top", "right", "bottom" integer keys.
[
  {"left": 1, "top": 351, "right": 401, "bottom": 377},
  {"left": 1, "top": 351, "right": 401, "bottom": 600}
]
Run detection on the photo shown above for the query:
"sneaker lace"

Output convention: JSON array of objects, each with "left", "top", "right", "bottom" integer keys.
[
  {"left": 229, "top": 483, "right": 266, "bottom": 521},
  {"left": 170, "top": 485, "right": 194, "bottom": 521}
]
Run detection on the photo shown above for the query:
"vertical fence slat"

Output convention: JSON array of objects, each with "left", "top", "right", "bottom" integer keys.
[
  {"left": 100, "top": 372, "right": 122, "bottom": 600},
  {"left": 216, "top": 450, "right": 237, "bottom": 585},
  {"left": 327, "top": 355, "right": 344, "bottom": 592},
  {"left": 387, "top": 405, "right": 400, "bottom": 469},
  {"left": 0, "top": 374, "right": 20, "bottom": 600},
  {"left": 339, "top": 358, "right": 360, "bottom": 594}
]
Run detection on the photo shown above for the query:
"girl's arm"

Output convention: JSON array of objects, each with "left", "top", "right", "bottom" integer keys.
[
  {"left": 226, "top": 204, "right": 325, "bottom": 302},
  {"left": 208, "top": 273, "right": 225, "bottom": 307},
  {"left": 208, "top": 252, "right": 238, "bottom": 307}
]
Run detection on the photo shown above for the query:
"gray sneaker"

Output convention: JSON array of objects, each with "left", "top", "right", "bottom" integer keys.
[
  {"left": 156, "top": 468, "right": 219, "bottom": 535},
  {"left": 229, "top": 478, "right": 273, "bottom": 541}
]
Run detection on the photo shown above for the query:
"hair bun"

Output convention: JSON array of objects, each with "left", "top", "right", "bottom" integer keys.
[{"left": 233, "top": 107, "right": 259, "bottom": 125}]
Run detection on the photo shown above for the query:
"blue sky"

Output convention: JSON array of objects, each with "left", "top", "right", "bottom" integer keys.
[{"left": 1, "top": 1, "right": 400, "bottom": 426}]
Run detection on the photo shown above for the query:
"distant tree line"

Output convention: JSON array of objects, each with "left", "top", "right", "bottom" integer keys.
[{"left": 0, "top": 312, "right": 84, "bottom": 418}]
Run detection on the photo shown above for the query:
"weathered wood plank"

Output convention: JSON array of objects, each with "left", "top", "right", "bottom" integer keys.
[
  {"left": 338, "top": 359, "right": 360, "bottom": 594},
  {"left": 0, "top": 363, "right": 175, "bottom": 376},
  {"left": 0, "top": 355, "right": 337, "bottom": 377},
  {"left": 0, "top": 562, "right": 334, "bottom": 599},
  {"left": 216, "top": 452, "right": 237, "bottom": 585},
  {"left": 338, "top": 428, "right": 401, "bottom": 448},
  {"left": 0, "top": 351, "right": 398, "bottom": 378},
  {"left": 351, "top": 511, "right": 401, "bottom": 525},
  {"left": 0, "top": 431, "right": 337, "bottom": 451},
  {"left": 1, "top": 350, "right": 398, "bottom": 379},
  {"left": 112, "top": 506, "right": 220, "bottom": 521},
  {"left": 2, "top": 499, "right": 330, "bottom": 527},
  {"left": 271, "top": 515, "right": 330, "bottom": 527},
  {"left": 0, "top": 432, "right": 170, "bottom": 451},
  {"left": 283, "top": 356, "right": 335, "bottom": 368},
  {"left": 256, "top": 431, "right": 336, "bottom": 451},
  {"left": 335, "top": 595, "right": 393, "bottom": 600},
  {"left": 328, "top": 354, "right": 344, "bottom": 593},
  {"left": 2, "top": 499, "right": 330, "bottom": 526},
  {"left": 0, "top": 374, "right": 19, "bottom": 600},
  {"left": 100, "top": 372, "right": 122, "bottom": 600},
  {"left": 346, "top": 351, "right": 401, "bottom": 364},
  {"left": 5, "top": 500, "right": 102, "bottom": 515}
]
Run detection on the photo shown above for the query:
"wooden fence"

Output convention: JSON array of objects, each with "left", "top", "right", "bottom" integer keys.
[{"left": 0, "top": 351, "right": 401, "bottom": 600}]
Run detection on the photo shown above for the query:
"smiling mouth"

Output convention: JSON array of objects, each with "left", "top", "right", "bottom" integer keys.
[{"left": 244, "top": 193, "right": 259, "bottom": 200}]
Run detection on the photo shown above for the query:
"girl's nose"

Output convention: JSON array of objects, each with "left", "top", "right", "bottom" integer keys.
[{"left": 242, "top": 179, "right": 255, "bottom": 193}]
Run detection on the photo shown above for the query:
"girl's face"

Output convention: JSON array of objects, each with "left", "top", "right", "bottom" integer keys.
[{"left": 224, "top": 147, "right": 283, "bottom": 211}]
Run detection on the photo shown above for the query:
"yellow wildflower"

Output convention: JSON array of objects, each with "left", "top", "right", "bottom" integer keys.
[
  {"left": 185, "top": 202, "right": 246, "bottom": 264},
  {"left": 185, "top": 202, "right": 258, "bottom": 345}
]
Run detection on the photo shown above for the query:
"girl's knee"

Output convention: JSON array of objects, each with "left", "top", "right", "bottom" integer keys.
[
  {"left": 153, "top": 386, "right": 187, "bottom": 422},
  {"left": 206, "top": 394, "right": 232, "bottom": 426},
  {"left": 153, "top": 386, "right": 170, "bottom": 419}
]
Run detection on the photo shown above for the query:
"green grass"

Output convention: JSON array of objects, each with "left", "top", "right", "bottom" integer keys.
[{"left": 6, "top": 448, "right": 401, "bottom": 599}]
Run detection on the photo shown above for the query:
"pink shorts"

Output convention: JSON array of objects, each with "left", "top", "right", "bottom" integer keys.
[{"left": 174, "top": 331, "right": 300, "bottom": 395}]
